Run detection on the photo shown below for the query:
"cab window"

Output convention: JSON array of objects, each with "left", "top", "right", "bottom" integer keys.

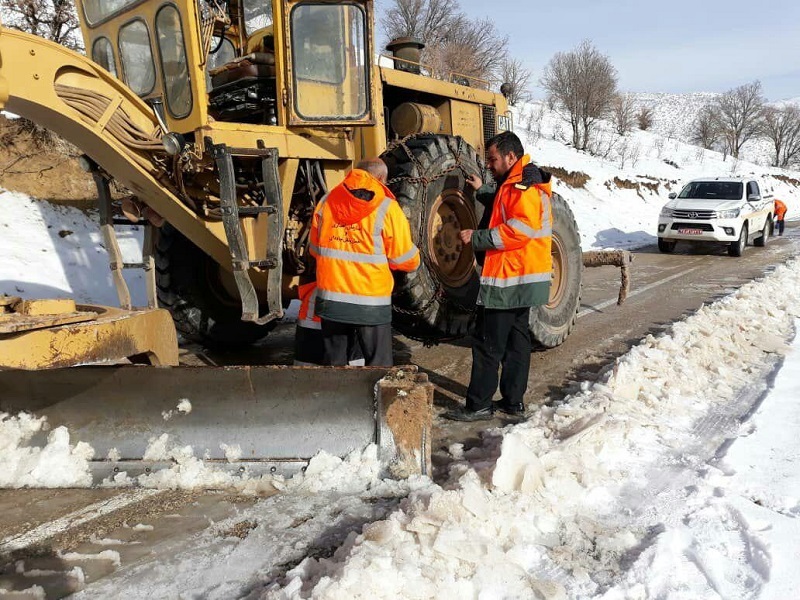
[
  {"left": 747, "top": 181, "right": 760, "bottom": 198},
  {"left": 92, "top": 37, "right": 118, "bottom": 77},
  {"left": 156, "top": 5, "right": 192, "bottom": 118},
  {"left": 243, "top": 0, "right": 273, "bottom": 34},
  {"left": 208, "top": 37, "right": 236, "bottom": 72},
  {"left": 84, "top": 0, "right": 140, "bottom": 26},
  {"left": 119, "top": 20, "right": 156, "bottom": 96},
  {"left": 290, "top": 3, "right": 369, "bottom": 120}
]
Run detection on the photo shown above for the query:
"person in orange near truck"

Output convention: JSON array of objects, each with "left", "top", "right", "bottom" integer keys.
[
  {"left": 310, "top": 158, "right": 420, "bottom": 366},
  {"left": 293, "top": 273, "right": 364, "bottom": 366},
  {"left": 774, "top": 198, "right": 787, "bottom": 236},
  {"left": 443, "top": 131, "right": 552, "bottom": 422}
]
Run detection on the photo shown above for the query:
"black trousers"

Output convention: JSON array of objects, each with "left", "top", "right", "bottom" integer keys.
[
  {"left": 465, "top": 306, "right": 532, "bottom": 411},
  {"left": 777, "top": 218, "right": 785, "bottom": 236},
  {"left": 321, "top": 320, "right": 393, "bottom": 367}
]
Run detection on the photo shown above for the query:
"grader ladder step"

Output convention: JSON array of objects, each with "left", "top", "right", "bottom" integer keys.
[{"left": 208, "top": 140, "right": 284, "bottom": 325}]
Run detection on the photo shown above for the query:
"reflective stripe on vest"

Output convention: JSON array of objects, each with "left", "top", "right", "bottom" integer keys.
[
  {"left": 298, "top": 286, "right": 321, "bottom": 329},
  {"left": 316, "top": 289, "right": 392, "bottom": 306},
  {"left": 388, "top": 246, "right": 419, "bottom": 266},
  {"left": 480, "top": 272, "right": 551, "bottom": 288},
  {"left": 372, "top": 198, "right": 392, "bottom": 255},
  {"left": 309, "top": 244, "right": 389, "bottom": 264}
]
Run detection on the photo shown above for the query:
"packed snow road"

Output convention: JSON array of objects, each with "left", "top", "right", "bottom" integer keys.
[{"left": 1, "top": 227, "right": 799, "bottom": 598}]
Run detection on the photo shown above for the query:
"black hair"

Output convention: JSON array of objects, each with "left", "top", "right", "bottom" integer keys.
[{"left": 486, "top": 131, "right": 524, "bottom": 159}]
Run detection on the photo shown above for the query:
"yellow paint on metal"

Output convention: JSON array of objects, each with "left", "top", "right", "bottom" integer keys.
[
  {"left": 0, "top": 305, "right": 179, "bottom": 369},
  {"left": 13, "top": 298, "right": 77, "bottom": 316}
]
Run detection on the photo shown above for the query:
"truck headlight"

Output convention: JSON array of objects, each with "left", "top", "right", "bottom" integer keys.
[
  {"left": 660, "top": 207, "right": 674, "bottom": 217},
  {"left": 717, "top": 209, "right": 740, "bottom": 219}
]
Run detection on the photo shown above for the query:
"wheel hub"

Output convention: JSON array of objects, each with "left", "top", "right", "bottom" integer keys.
[
  {"left": 548, "top": 233, "right": 566, "bottom": 308},
  {"left": 427, "top": 190, "right": 476, "bottom": 288}
]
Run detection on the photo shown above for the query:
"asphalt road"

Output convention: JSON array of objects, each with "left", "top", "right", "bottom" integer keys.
[{"left": 1, "top": 225, "right": 798, "bottom": 596}]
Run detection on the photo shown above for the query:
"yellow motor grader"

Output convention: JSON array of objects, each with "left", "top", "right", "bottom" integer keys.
[{"left": 0, "top": 0, "right": 622, "bottom": 480}]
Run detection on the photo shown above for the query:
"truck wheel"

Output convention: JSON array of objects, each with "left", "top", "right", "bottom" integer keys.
[
  {"left": 529, "top": 193, "right": 583, "bottom": 348},
  {"left": 382, "top": 135, "right": 482, "bottom": 341},
  {"left": 658, "top": 238, "right": 677, "bottom": 253},
  {"left": 754, "top": 219, "right": 770, "bottom": 247},
  {"left": 729, "top": 224, "right": 747, "bottom": 257},
  {"left": 155, "top": 224, "right": 273, "bottom": 346}
]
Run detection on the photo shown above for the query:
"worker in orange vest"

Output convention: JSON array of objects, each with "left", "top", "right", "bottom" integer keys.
[
  {"left": 444, "top": 131, "right": 552, "bottom": 422},
  {"left": 310, "top": 158, "right": 420, "bottom": 366},
  {"left": 774, "top": 198, "right": 787, "bottom": 236},
  {"left": 293, "top": 274, "right": 364, "bottom": 366}
]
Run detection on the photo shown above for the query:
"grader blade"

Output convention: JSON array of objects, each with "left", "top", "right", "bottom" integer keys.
[{"left": 0, "top": 365, "right": 433, "bottom": 482}]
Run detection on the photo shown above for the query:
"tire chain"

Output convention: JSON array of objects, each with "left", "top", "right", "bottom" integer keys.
[{"left": 386, "top": 133, "right": 483, "bottom": 345}]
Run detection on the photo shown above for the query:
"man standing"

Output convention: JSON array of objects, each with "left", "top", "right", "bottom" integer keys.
[
  {"left": 310, "top": 158, "right": 420, "bottom": 366},
  {"left": 774, "top": 198, "right": 787, "bottom": 236},
  {"left": 444, "top": 131, "right": 552, "bottom": 421}
]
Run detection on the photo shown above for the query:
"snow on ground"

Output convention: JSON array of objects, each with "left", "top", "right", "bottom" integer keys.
[
  {"left": 56, "top": 256, "right": 800, "bottom": 598},
  {"left": 0, "top": 191, "right": 146, "bottom": 305}
]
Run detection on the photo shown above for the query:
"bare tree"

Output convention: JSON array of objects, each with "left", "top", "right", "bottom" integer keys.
[
  {"left": 690, "top": 105, "right": 720, "bottom": 150},
  {"left": 713, "top": 81, "right": 766, "bottom": 159},
  {"left": 381, "top": 0, "right": 463, "bottom": 47},
  {"left": 637, "top": 106, "right": 654, "bottom": 131},
  {"left": 0, "top": 0, "right": 82, "bottom": 50},
  {"left": 499, "top": 58, "right": 532, "bottom": 106},
  {"left": 611, "top": 93, "right": 637, "bottom": 136},
  {"left": 381, "top": 0, "right": 507, "bottom": 86},
  {"left": 425, "top": 17, "right": 508, "bottom": 86},
  {"left": 761, "top": 105, "right": 800, "bottom": 168},
  {"left": 540, "top": 40, "right": 618, "bottom": 151}
]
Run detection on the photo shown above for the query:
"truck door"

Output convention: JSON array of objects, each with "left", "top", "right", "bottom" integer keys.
[{"left": 746, "top": 181, "right": 768, "bottom": 230}]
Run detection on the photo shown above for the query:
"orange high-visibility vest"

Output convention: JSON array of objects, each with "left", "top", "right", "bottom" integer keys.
[
  {"left": 471, "top": 155, "right": 552, "bottom": 309},
  {"left": 310, "top": 169, "right": 420, "bottom": 325},
  {"left": 297, "top": 281, "right": 320, "bottom": 330},
  {"left": 775, "top": 199, "right": 787, "bottom": 219}
]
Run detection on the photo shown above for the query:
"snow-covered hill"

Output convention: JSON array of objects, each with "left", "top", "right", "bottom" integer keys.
[
  {"left": 628, "top": 92, "right": 800, "bottom": 166},
  {"left": 515, "top": 98, "right": 800, "bottom": 250}
]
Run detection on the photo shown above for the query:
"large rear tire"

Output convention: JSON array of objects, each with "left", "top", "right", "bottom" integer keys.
[
  {"left": 529, "top": 193, "right": 582, "bottom": 348},
  {"left": 382, "top": 135, "right": 482, "bottom": 341},
  {"left": 155, "top": 224, "right": 272, "bottom": 346},
  {"left": 383, "top": 135, "right": 583, "bottom": 348}
]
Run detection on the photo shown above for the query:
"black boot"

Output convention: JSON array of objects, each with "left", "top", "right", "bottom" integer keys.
[
  {"left": 442, "top": 406, "right": 494, "bottom": 422},
  {"left": 494, "top": 400, "right": 525, "bottom": 416}
]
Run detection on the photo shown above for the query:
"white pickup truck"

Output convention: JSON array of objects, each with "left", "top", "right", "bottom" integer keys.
[{"left": 657, "top": 177, "right": 774, "bottom": 257}]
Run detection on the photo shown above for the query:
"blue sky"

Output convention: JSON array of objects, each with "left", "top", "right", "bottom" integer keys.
[{"left": 380, "top": 0, "right": 800, "bottom": 101}]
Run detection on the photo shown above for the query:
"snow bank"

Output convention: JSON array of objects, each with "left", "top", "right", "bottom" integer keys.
[
  {"left": 0, "top": 412, "right": 93, "bottom": 488},
  {"left": 263, "top": 258, "right": 800, "bottom": 599}
]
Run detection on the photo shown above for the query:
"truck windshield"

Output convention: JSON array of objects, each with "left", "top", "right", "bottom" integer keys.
[
  {"left": 290, "top": 3, "right": 368, "bottom": 120},
  {"left": 678, "top": 182, "right": 743, "bottom": 201}
]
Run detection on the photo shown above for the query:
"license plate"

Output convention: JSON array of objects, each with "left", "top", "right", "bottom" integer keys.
[{"left": 678, "top": 228, "right": 703, "bottom": 235}]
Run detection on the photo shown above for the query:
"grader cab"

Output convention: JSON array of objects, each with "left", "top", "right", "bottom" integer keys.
[{"left": 0, "top": 0, "right": 609, "bottom": 479}]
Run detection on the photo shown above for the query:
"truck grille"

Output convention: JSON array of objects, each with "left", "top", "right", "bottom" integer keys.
[
  {"left": 482, "top": 105, "right": 496, "bottom": 147},
  {"left": 671, "top": 222, "right": 714, "bottom": 231},
  {"left": 671, "top": 209, "right": 716, "bottom": 220}
]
